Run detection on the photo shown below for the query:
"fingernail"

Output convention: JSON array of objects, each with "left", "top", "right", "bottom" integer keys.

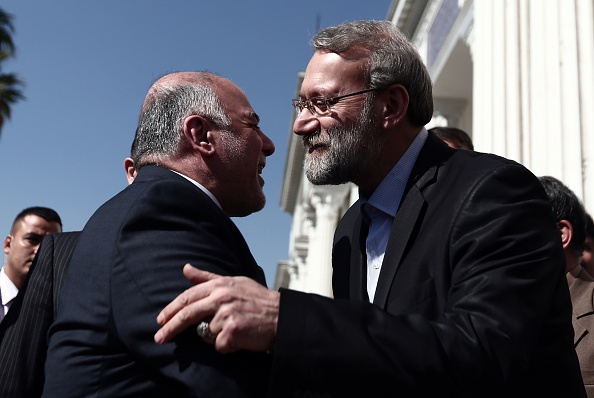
[{"left": 154, "top": 331, "right": 163, "bottom": 344}]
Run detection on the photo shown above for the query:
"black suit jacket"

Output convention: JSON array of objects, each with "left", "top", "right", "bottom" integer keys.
[
  {"left": 43, "top": 165, "right": 270, "bottom": 397},
  {"left": 0, "top": 232, "right": 79, "bottom": 398},
  {"left": 270, "top": 133, "right": 586, "bottom": 397}
]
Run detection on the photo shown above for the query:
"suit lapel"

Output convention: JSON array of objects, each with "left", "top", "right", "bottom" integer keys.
[
  {"left": 372, "top": 133, "right": 445, "bottom": 308},
  {"left": 373, "top": 186, "right": 425, "bottom": 307},
  {"left": 350, "top": 214, "right": 368, "bottom": 301}
]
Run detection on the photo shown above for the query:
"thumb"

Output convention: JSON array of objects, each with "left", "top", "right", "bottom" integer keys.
[{"left": 183, "top": 263, "right": 222, "bottom": 284}]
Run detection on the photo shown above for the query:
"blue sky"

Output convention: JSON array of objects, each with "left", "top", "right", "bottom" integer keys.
[{"left": 0, "top": 1, "right": 391, "bottom": 284}]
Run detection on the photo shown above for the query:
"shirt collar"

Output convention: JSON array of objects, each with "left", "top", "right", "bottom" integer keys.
[
  {"left": 170, "top": 170, "right": 222, "bottom": 210},
  {"left": 568, "top": 264, "right": 593, "bottom": 281},
  {"left": 360, "top": 128, "right": 428, "bottom": 218},
  {"left": 0, "top": 267, "right": 19, "bottom": 306}
]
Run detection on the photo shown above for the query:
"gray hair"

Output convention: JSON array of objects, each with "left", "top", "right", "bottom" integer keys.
[
  {"left": 133, "top": 73, "right": 231, "bottom": 167},
  {"left": 312, "top": 20, "right": 433, "bottom": 126}
]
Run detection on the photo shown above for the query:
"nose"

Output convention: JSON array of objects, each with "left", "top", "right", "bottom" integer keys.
[
  {"left": 260, "top": 131, "right": 275, "bottom": 157},
  {"left": 293, "top": 109, "right": 320, "bottom": 137}
]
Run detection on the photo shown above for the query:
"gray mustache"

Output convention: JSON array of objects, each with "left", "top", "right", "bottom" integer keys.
[{"left": 302, "top": 130, "right": 323, "bottom": 148}]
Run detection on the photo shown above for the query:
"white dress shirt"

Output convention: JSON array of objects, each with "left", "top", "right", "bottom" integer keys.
[
  {"left": 0, "top": 266, "right": 18, "bottom": 322},
  {"left": 171, "top": 170, "right": 222, "bottom": 209}
]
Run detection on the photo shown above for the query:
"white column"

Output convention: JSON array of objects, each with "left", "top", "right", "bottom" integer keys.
[
  {"left": 292, "top": 201, "right": 314, "bottom": 292},
  {"left": 504, "top": 0, "right": 522, "bottom": 162},
  {"left": 545, "top": 0, "right": 564, "bottom": 177},
  {"left": 473, "top": 0, "right": 590, "bottom": 202},
  {"left": 577, "top": 0, "right": 594, "bottom": 212},
  {"left": 304, "top": 186, "right": 350, "bottom": 297},
  {"left": 472, "top": 0, "right": 492, "bottom": 152},
  {"left": 519, "top": 0, "right": 531, "bottom": 165},
  {"left": 526, "top": 0, "right": 548, "bottom": 173},
  {"left": 491, "top": 0, "right": 506, "bottom": 156},
  {"left": 558, "top": 0, "right": 583, "bottom": 197},
  {"left": 307, "top": 193, "right": 335, "bottom": 296}
]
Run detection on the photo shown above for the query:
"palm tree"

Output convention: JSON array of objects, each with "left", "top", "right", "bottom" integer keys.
[{"left": 0, "top": 7, "right": 24, "bottom": 139}]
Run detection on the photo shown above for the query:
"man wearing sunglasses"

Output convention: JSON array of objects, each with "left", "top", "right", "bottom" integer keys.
[{"left": 156, "top": 20, "right": 585, "bottom": 397}]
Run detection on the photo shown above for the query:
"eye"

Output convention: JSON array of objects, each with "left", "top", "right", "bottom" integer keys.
[
  {"left": 26, "top": 235, "right": 43, "bottom": 245},
  {"left": 310, "top": 97, "right": 328, "bottom": 112}
]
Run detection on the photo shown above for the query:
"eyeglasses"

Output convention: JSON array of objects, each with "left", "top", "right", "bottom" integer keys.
[{"left": 291, "top": 88, "right": 380, "bottom": 117}]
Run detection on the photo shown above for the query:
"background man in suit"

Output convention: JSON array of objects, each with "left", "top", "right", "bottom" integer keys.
[
  {"left": 1, "top": 207, "right": 62, "bottom": 322},
  {"left": 155, "top": 21, "right": 585, "bottom": 397},
  {"left": 540, "top": 176, "right": 594, "bottom": 397},
  {"left": 0, "top": 154, "right": 137, "bottom": 398},
  {"left": 0, "top": 232, "right": 79, "bottom": 398},
  {"left": 539, "top": 176, "right": 588, "bottom": 275},
  {"left": 43, "top": 71, "right": 275, "bottom": 397}
]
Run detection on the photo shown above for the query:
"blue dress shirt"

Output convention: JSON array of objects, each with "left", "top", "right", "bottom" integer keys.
[{"left": 360, "top": 128, "right": 428, "bottom": 301}]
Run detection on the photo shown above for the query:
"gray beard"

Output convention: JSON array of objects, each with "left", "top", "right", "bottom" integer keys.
[{"left": 303, "top": 101, "right": 382, "bottom": 186}]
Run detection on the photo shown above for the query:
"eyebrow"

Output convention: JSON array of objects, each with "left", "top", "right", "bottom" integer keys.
[{"left": 23, "top": 232, "right": 45, "bottom": 240}]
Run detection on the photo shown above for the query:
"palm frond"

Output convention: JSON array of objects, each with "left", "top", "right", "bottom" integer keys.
[
  {"left": 0, "top": 8, "right": 15, "bottom": 55},
  {"left": 0, "top": 8, "right": 21, "bottom": 138}
]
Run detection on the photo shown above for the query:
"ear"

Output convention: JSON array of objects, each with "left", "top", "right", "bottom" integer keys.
[
  {"left": 558, "top": 219, "right": 573, "bottom": 250},
  {"left": 3, "top": 235, "right": 11, "bottom": 255},
  {"left": 123, "top": 157, "right": 136, "bottom": 185},
  {"left": 183, "top": 115, "right": 216, "bottom": 156},
  {"left": 382, "top": 84, "right": 409, "bottom": 128}
]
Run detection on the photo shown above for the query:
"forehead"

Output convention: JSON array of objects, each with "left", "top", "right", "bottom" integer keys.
[
  {"left": 13, "top": 215, "right": 52, "bottom": 233},
  {"left": 301, "top": 51, "right": 368, "bottom": 95},
  {"left": 216, "top": 79, "right": 257, "bottom": 121}
]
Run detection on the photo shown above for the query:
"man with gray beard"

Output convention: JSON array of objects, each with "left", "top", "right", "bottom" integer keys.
[
  {"left": 155, "top": 21, "right": 585, "bottom": 397},
  {"left": 302, "top": 92, "right": 383, "bottom": 185}
]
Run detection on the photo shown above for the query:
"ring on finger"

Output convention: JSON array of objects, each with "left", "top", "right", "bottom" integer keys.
[{"left": 196, "top": 321, "right": 215, "bottom": 340}]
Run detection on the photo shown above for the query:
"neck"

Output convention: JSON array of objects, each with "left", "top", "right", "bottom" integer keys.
[
  {"left": 356, "top": 126, "right": 423, "bottom": 197},
  {"left": 4, "top": 266, "right": 23, "bottom": 290},
  {"left": 565, "top": 249, "right": 581, "bottom": 274}
]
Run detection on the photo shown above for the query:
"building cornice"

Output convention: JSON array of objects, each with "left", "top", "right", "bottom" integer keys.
[{"left": 388, "top": 0, "right": 430, "bottom": 38}]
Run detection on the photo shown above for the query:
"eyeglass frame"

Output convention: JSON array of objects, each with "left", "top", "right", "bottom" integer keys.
[{"left": 291, "top": 87, "right": 382, "bottom": 117}]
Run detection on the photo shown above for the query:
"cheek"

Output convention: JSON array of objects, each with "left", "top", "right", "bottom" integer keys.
[
  {"left": 19, "top": 245, "right": 33, "bottom": 257},
  {"left": 20, "top": 242, "right": 37, "bottom": 255},
  {"left": 321, "top": 120, "right": 342, "bottom": 135}
]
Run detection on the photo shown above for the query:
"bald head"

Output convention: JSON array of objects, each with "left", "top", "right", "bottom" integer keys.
[
  {"left": 128, "top": 70, "right": 275, "bottom": 217},
  {"left": 143, "top": 72, "right": 223, "bottom": 106},
  {"left": 132, "top": 71, "right": 232, "bottom": 168}
]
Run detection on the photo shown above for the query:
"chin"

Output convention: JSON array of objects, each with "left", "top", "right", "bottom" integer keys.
[
  {"left": 228, "top": 196, "right": 266, "bottom": 217},
  {"left": 247, "top": 196, "right": 266, "bottom": 215}
]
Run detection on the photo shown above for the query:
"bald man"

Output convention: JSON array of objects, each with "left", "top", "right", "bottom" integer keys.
[{"left": 43, "top": 72, "right": 275, "bottom": 397}]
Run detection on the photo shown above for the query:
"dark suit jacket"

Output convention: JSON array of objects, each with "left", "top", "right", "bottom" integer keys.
[
  {"left": 0, "top": 232, "right": 79, "bottom": 398},
  {"left": 270, "top": 133, "right": 586, "bottom": 397},
  {"left": 43, "top": 165, "right": 270, "bottom": 397},
  {"left": 569, "top": 268, "right": 594, "bottom": 397}
]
